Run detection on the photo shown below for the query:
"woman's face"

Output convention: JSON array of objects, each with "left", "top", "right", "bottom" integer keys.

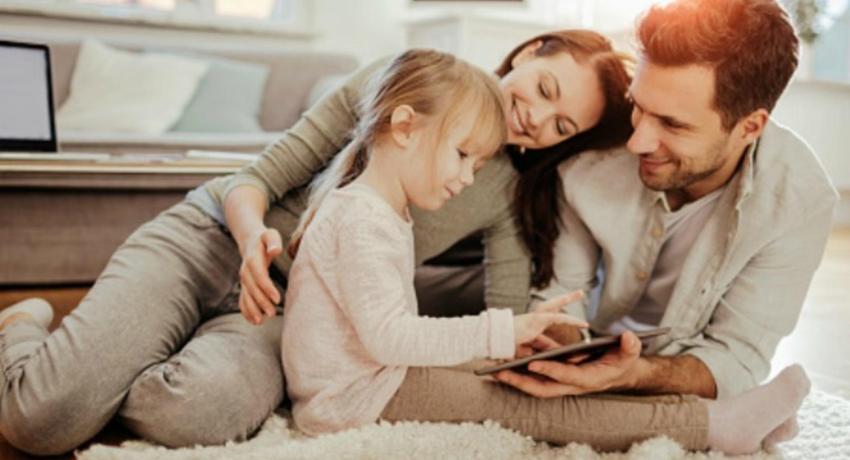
[{"left": 500, "top": 42, "right": 606, "bottom": 150}]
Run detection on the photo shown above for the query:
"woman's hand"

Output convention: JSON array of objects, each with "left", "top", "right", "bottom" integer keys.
[{"left": 238, "top": 227, "right": 283, "bottom": 325}]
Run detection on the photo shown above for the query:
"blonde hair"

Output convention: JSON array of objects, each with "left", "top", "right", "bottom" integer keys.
[{"left": 288, "top": 49, "right": 506, "bottom": 258}]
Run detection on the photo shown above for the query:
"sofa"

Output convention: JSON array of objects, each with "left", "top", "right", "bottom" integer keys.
[
  {"left": 48, "top": 41, "right": 359, "bottom": 154},
  {"left": 0, "top": 41, "right": 358, "bottom": 286}
]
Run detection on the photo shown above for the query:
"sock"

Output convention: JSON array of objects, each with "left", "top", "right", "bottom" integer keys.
[{"left": 706, "top": 364, "right": 810, "bottom": 455}]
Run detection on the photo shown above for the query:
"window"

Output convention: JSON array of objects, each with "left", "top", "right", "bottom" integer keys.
[
  {"left": 0, "top": 0, "right": 303, "bottom": 35},
  {"left": 75, "top": 0, "right": 292, "bottom": 21}
]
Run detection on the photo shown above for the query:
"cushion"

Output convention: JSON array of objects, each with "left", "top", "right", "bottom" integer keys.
[
  {"left": 57, "top": 40, "right": 208, "bottom": 134},
  {"left": 170, "top": 57, "right": 270, "bottom": 133}
]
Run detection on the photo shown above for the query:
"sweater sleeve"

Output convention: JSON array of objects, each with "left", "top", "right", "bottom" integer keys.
[
  {"left": 221, "top": 57, "right": 391, "bottom": 205},
  {"left": 335, "top": 214, "right": 516, "bottom": 366},
  {"left": 482, "top": 202, "right": 534, "bottom": 314}
]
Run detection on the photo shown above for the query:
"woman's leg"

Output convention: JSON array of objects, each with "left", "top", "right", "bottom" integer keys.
[
  {"left": 380, "top": 367, "right": 708, "bottom": 452},
  {"left": 415, "top": 264, "right": 485, "bottom": 318},
  {"left": 0, "top": 202, "right": 241, "bottom": 455},
  {"left": 118, "top": 312, "right": 285, "bottom": 447}
]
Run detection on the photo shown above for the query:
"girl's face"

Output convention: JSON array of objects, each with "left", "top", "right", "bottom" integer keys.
[
  {"left": 500, "top": 43, "right": 606, "bottom": 150},
  {"left": 401, "top": 114, "right": 492, "bottom": 211}
]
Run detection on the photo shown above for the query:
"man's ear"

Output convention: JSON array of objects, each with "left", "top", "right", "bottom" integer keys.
[
  {"left": 390, "top": 104, "right": 417, "bottom": 147},
  {"left": 511, "top": 40, "right": 543, "bottom": 69},
  {"left": 736, "top": 108, "right": 769, "bottom": 145}
]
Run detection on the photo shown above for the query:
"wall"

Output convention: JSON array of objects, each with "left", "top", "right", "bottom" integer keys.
[
  {"left": 307, "top": 0, "right": 406, "bottom": 64},
  {"left": 772, "top": 79, "right": 850, "bottom": 226},
  {"left": 0, "top": 11, "right": 313, "bottom": 53}
]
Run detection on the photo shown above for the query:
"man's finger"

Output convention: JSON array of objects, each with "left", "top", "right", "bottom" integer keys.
[
  {"left": 527, "top": 360, "right": 582, "bottom": 383},
  {"left": 619, "top": 331, "right": 642, "bottom": 357},
  {"left": 495, "top": 370, "right": 584, "bottom": 398},
  {"left": 566, "top": 352, "right": 592, "bottom": 364}
]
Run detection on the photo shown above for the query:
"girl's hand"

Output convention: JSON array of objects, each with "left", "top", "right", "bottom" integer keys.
[
  {"left": 238, "top": 227, "right": 283, "bottom": 325},
  {"left": 514, "top": 290, "right": 588, "bottom": 353}
]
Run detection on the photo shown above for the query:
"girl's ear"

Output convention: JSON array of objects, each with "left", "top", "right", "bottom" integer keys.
[
  {"left": 511, "top": 40, "right": 543, "bottom": 68},
  {"left": 390, "top": 104, "right": 417, "bottom": 147}
]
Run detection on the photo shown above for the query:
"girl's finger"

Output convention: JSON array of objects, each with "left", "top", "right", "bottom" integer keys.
[
  {"left": 537, "top": 290, "right": 585, "bottom": 313},
  {"left": 516, "top": 345, "right": 535, "bottom": 358},
  {"left": 542, "top": 313, "right": 589, "bottom": 329},
  {"left": 531, "top": 334, "right": 561, "bottom": 351}
]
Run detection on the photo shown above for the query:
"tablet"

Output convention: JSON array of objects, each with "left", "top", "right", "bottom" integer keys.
[{"left": 474, "top": 327, "right": 671, "bottom": 376}]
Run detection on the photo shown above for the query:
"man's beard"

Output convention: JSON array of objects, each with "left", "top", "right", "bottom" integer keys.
[{"left": 639, "top": 141, "right": 727, "bottom": 192}]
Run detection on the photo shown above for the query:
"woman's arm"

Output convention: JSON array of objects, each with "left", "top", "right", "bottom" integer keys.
[
  {"left": 221, "top": 57, "right": 391, "bottom": 324},
  {"left": 221, "top": 57, "right": 390, "bottom": 208}
]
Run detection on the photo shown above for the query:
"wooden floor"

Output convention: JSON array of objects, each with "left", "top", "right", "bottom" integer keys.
[{"left": 1, "top": 227, "right": 849, "bottom": 459}]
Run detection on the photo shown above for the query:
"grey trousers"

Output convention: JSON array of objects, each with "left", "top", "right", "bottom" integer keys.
[{"left": 0, "top": 202, "right": 285, "bottom": 455}]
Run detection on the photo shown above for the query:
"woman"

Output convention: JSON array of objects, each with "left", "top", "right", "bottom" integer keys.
[{"left": 0, "top": 30, "right": 632, "bottom": 455}]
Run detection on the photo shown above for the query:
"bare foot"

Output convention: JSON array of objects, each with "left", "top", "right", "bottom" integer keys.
[{"left": 707, "top": 364, "right": 810, "bottom": 455}]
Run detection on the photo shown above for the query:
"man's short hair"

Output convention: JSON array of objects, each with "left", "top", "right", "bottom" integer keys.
[{"left": 637, "top": 0, "right": 799, "bottom": 130}]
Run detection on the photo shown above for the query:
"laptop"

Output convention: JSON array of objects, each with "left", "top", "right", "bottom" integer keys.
[{"left": 0, "top": 39, "right": 107, "bottom": 160}]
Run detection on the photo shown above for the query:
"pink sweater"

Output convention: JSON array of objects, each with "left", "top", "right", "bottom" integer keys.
[{"left": 282, "top": 183, "right": 516, "bottom": 435}]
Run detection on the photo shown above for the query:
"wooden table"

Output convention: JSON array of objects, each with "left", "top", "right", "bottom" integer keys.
[{"left": 0, "top": 155, "right": 245, "bottom": 286}]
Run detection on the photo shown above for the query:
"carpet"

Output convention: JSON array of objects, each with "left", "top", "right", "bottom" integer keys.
[{"left": 78, "top": 389, "right": 850, "bottom": 460}]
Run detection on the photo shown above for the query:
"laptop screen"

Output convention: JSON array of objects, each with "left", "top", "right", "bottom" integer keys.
[{"left": 0, "top": 40, "right": 57, "bottom": 152}]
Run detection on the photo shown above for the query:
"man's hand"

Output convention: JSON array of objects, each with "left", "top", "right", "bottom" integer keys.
[{"left": 495, "top": 331, "right": 644, "bottom": 398}]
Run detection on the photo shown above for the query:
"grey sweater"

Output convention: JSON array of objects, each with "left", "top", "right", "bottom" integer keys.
[{"left": 194, "top": 57, "right": 532, "bottom": 313}]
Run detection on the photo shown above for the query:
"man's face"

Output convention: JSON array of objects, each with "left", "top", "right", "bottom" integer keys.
[{"left": 626, "top": 60, "right": 739, "bottom": 196}]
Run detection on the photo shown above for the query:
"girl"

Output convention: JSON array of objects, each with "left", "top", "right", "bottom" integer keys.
[{"left": 281, "top": 49, "right": 809, "bottom": 455}]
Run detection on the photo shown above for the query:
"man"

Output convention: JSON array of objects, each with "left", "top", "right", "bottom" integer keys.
[{"left": 497, "top": 0, "right": 838, "bottom": 399}]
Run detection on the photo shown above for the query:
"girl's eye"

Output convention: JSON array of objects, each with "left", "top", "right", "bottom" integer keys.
[{"left": 457, "top": 149, "right": 469, "bottom": 159}]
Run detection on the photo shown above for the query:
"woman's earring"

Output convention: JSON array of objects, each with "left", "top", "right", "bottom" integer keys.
[{"left": 519, "top": 146, "right": 526, "bottom": 155}]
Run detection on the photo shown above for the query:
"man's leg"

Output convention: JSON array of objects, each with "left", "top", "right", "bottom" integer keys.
[{"left": 0, "top": 203, "right": 240, "bottom": 455}]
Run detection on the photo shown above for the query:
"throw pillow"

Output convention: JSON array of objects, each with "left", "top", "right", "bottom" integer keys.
[
  {"left": 170, "top": 57, "right": 269, "bottom": 133},
  {"left": 57, "top": 40, "right": 208, "bottom": 134}
]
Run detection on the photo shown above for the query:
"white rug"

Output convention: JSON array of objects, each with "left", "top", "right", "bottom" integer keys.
[{"left": 78, "top": 390, "right": 850, "bottom": 460}]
